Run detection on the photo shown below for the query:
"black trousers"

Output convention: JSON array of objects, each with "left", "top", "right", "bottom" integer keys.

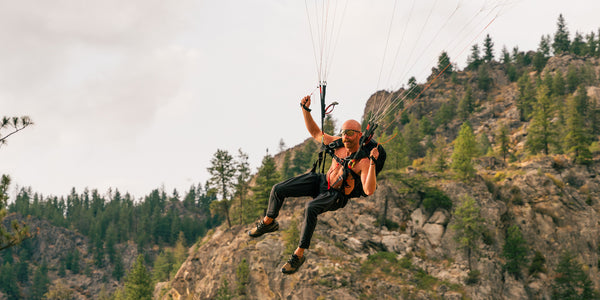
[{"left": 266, "top": 172, "right": 347, "bottom": 249}]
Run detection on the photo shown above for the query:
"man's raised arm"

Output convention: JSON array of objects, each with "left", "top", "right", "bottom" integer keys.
[{"left": 300, "top": 95, "right": 336, "bottom": 145}]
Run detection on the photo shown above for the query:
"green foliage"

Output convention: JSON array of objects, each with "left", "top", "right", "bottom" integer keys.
[
  {"left": 526, "top": 85, "right": 558, "bottom": 155},
  {"left": 236, "top": 258, "right": 250, "bottom": 296},
  {"left": 552, "top": 14, "right": 570, "bottom": 55},
  {"left": 451, "top": 122, "right": 478, "bottom": 180},
  {"left": 1, "top": 175, "right": 30, "bottom": 252},
  {"left": 528, "top": 250, "right": 546, "bottom": 276},
  {"left": 496, "top": 124, "right": 511, "bottom": 162},
  {"left": 0, "top": 115, "right": 33, "bottom": 147},
  {"left": 422, "top": 188, "right": 452, "bottom": 214},
  {"left": 451, "top": 195, "right": 485, "bottom": 270},
  {"left": 0, "top": 262, "right": 20, "bottom": 299},
  {"left": 457, "top": 87, "right": 475, "bottom": 120},
  {"left": 552, "top": 251, "right": 599, "bottom": 300},
  {"left": 477, "top": 64, "right": 493, "bottom": 92},
  {"left": 250, "top": 153, "right": 281, "bottom": 220},
  {"left": 467, "top": 44, "right": 482, "bottom": 70},
  {"left": 502, "top": 225, "right": 529, "bottom": 279},
  {"left": 483, "top": 34, "right": 495, "bottom": 62},
  {"left": 216, "top": 278, "right": 232, "bottom": 300},
  {"left": 31, "top": 261, "right": 50, "bottom": 300},
  {"left": 564, "top": 93, "right": 593, "bottom": 164},
  {"left": 124, "top": 255, "right": 153, "bottom": 300},
  {"left": 283, "top": 218, "right": 300, "bottom": 255},
  {"left": 436, "top": 51, "right": 453, "bottom": 76}
]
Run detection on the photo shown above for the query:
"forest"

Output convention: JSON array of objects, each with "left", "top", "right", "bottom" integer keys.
[{"left": 2, "top": 13, "right": 600, "bottom": 299}]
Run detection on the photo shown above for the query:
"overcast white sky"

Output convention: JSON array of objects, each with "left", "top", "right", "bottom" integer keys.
[{"left": 1, "top": 0, "right": 599, "bottom": 200}]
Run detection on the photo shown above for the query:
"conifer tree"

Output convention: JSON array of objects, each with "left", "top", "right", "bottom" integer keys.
[
  {"left": 483, "top": 34, "right": 494, "bottom": 62},
  {"left": 451, "top": 195, "right": 485, "bottom": 271},
  {"left": 436, "top": 51, "right": 453, "bottom": 76},
  {"left": 402, "top": 115, "right": 423, "bottom": 161},
  {"left": 477, "top": 64, "right": 492, "bottom": 92},
  {"left": 207, "top": 149, "right": 236, "bottom": 227},
  {"left": 477, "top": 133, "right": 492, "bottom": 156},
  {"left": 502, "top": 225, "right": 529, "bottom": 279},
  {"left": 124, "top": 255, "right": 153, "bottom": 300},
  {"left": 496, "top": 123, "right": 511, "bottom": 162},
  {"left": 571, "top": 31, "right": 586, "bottom": 56},
  {"left": 406, "top": 76, "right": 422, "bottom": 99},
  {"left": 1, "top": 175, "right": 29, "bottom": 251},
  {"left": 586, "top": 31, "right": 597, "bottom": 56},
  {"left": 451, "top": 122, "right": 478, "bottom": 180},
  {"left": 566, "top": 65, "right": 582, "bottom": 94},
  {"left": 526, "top": 85, "right": 558, "bottom": 155},
  {"left": 501, "top": 45, "right": 511, "bottom": 64},
  {"left": 552, "top": 14, "right": 570, "bottom": 55},
  {"left": 467, "top": 44, "right": 482, "bottom": 70},
  {"left": 250, "top": 153, "right": 281, "bottom": 219},
  {"left": 551, "top": 70, "right": 566, "bottom": 96},
  {"left": 552, "top": 251, "right": 598, "bottom": 299},
  {"left": 564, "top": 94, "right": 592, "bottom": 164},
  {"left": 432, "top": 135, "right": 448, "bottom": 173},
  {"left": 457, "top": 87, "right": 474, "bottom": 120},
  {"left": 233, "top": 149, "right": 251, "bottom": 224}
]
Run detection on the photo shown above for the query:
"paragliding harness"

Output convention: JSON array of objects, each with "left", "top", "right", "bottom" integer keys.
[{"left": 308, "top": 84, "right": 387, "bottom": 203}]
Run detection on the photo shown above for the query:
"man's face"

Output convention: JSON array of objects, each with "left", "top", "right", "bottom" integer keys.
[{"left": 341, "top": 128, "right": 361, "bottom": 149}]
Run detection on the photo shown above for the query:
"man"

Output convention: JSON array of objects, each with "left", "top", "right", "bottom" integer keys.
[{"left": 248, "top": 95, "right": 380, "bottom": 274}]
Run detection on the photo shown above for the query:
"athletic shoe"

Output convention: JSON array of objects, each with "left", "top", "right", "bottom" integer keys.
[
  {"left": 248, "top": 219, "right": 279, "bottom": 237},
  {"left": 281, "top": 254, "right": 305, "bottom": 274}
]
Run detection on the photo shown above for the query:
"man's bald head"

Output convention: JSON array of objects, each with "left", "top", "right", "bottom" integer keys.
[{"left": 341, "top": 119, "right": 361, "bottom": 132}]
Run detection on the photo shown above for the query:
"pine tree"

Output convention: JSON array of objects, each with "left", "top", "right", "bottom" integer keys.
[
  {"left": 483, "top": 34, "right": 494, "bottom": 62},
  {"left": 0, "top": 116, "right": 33, "bottom": 147},
  {"left": 477, "top": 64, "right": 492, "bottom": 92},
  {"left": 477, "top": 132, "right": 492, "bottom": 156},
  {"left": 233, "top": 149, "right": 251, "bottom": 224},
  {"left": 564, "top": 94, "right": 592, "bottom": 164},
  {"left": 551, "top": 70, "right": 566, "bottom": 96},
  {"left": 451, "top": 122, "right": 478, "bottom": 180},
  {"left": 250, "top": 153, "right": 281, "bottom": 219},
  {"left": 207, "top": 149, "right": 236, "bottom": 227},
  {"left": 502, "top": 225, "right": 529, "bottom": 279},
  {"left": 566, "top": 65, "right": 582, "bottom": 94},
  {"left": 552, "top": 14, "right": 570, "bottom": 55},
  {"left": 552, "top": 251, "right": 598, "bottom": 299},
  {"left": 526, "top": 85, "right": 558, "bottom": 155},
  {"left": 451, "top": 195, "right": 485, "bottom": 271},
  {"left": 124, "top": 255, "right": 153, "bottom": 300},
  {"left": 402, "top": 115, "right": 423, "bottom": 161},
  {"left": 571, "top": 31, "right": 586, "bottom": 56},
  {"left": 467, "top": 44, "right": 482, "bottom": 70},
  {"left": 1, "top": 175, "right": 29, "bottom": 251},
  {"left": 496, "top": 123, "right": 511, "bottom": 162},
  {"left": 457, "top": 87, "right": 475, "bottom": 121},
  {"left": 31, "top": 261, "right": 50, "bottom": 300},
  {"left": 436, "top": 51, "right": 453, "bottom": 76},
  {"left": 432, "top": 135, "right": 449, "bottom": 173},
  {"left": 406, "top": 76, "right": 422, "bottom": 99}
]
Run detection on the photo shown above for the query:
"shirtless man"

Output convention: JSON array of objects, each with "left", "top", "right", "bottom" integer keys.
[{"left": 248, "top": 95, "right": 379, "bottom": 274}]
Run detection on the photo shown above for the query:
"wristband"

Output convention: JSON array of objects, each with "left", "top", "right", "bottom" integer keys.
[{"left": 301, "top": 103, "right": 312, "bottom": 112}]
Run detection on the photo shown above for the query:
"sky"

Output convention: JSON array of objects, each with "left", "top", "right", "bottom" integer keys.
[{"left": 1, "top": 0, "right": 599, "bottom": 200}]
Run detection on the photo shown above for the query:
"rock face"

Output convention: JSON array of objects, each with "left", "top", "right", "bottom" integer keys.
[
  {"left": 160, "top": 154, "right": 600, "bottom": 299},
  {"left": 161, "top": 55, "right": 600, "bottom": 300}
]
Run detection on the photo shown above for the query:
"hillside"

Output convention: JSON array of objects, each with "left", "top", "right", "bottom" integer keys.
[{"left": 158, "top": 53, "right": 600, "bottom": 299}]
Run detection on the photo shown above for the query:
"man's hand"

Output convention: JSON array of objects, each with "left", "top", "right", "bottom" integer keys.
[
  {"left": 301, "top": 95, "right": 311, "bottom": 110},
  {"left": 370, "top": 147, "right": 379, "bottom": 162}
]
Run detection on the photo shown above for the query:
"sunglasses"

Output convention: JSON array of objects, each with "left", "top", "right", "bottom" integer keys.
[{"left": 340, "top": 129, "right": 361, "bottom": 136}]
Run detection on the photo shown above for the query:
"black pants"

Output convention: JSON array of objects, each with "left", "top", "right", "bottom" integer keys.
[{"left": 266, "top": 172, "right": 347, "bottom": 249}]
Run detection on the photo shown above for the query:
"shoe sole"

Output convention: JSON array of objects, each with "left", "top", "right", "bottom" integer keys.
[
  {"left": 282, "top": 257, "right": 305, "bottom": 274},
  {"left": 248, "top": 223, "right": 279, "bottom": 237}
]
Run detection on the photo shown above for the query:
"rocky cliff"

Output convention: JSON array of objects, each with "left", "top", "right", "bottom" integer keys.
[
  {"left": 158, "top": 154, "right": 600, "bottom": 300},
  {"left": 159, "top": 54, "right": 600, "bottom": 299}
]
